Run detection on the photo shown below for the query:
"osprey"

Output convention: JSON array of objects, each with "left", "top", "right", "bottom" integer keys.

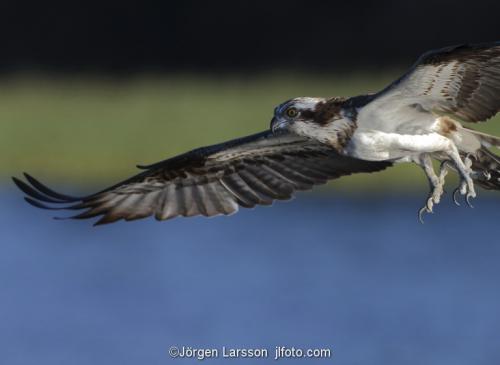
[{"left": 13, "top": 42, "right": 500, "bottom": 225}]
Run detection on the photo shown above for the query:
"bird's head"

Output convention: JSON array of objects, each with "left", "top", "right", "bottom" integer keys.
[{"left": 270, "top": 97, "right": 348, "bottom": 139}]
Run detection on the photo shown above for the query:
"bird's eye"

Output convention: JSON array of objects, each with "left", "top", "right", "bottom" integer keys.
[{"left": 285, "top": 107, "right": 298, "bottom": 118}]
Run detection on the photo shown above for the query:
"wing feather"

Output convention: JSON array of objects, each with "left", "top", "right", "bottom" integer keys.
[
  {"left": 207, "top": 181, "right": 238, "bottom": 215},
  {"left": 224, "top": 173, "right": 268, "bottom": 206},
  {"left": 14, "top": 131, "right": 391, "bottom": 225},
  {"left": 155, "top": 184, "right": 179, "bottom": 221},
  {"left": 367, "top": 42, "right": 500, "bottom": 123},
  {"left": 262, "top": 158, "right": 316, "bottom": 187},
  {"left": 236, "top": 170, "right": 276, "bottom": 203}
]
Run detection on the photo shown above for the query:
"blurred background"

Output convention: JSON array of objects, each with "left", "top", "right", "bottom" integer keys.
[{"left": 2, "top": 1, "right": 500, "bottom": 364}]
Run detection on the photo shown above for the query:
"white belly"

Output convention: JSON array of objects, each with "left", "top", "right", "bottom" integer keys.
[{"left": 345, "top": 128, "right": 452, "bottom": 162}]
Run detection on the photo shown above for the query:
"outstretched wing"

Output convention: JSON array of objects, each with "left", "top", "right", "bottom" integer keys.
[
  {"left": 366, "top": 41, "right": 500, "bottom": 123},
  {"left": 13, "top": 131, "right": 391, "bottom": 225}
]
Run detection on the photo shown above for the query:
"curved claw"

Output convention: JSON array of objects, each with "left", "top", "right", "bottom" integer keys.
[
  {"left": 465, "top": 193, "right": 475, "bottom": 208},
  {"left": 452, "top": 188, "right": 461, "bottom": 206},
  {"left": 418, "top": 207, "right": 427, "bottom": 224}
]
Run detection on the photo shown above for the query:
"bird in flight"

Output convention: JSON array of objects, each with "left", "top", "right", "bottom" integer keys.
[{"left": 13, "top": 42, "right": 500, "bottom": 225}]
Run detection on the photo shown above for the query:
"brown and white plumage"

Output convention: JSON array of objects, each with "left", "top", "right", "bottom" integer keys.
[
  {"left": 13, "top": 41, "right": 500, "bottom": 224},
  {"left": 13, "top": 131, "right": 390, "bottom": 225},
  {"left": 369, "top": 42, "right": 500, "bottom": 124},
  {"left": 349, "top": 42, "right": 500, "bottom": 219}
]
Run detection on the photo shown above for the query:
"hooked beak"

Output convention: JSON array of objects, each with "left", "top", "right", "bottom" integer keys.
[{"left": 270, "top": 117, "right": 288, "bottom": 134}]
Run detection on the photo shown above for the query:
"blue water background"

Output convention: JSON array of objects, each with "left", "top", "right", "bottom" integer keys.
[{"left": 1, "top": 188, "right": 500, "bottom": 364}]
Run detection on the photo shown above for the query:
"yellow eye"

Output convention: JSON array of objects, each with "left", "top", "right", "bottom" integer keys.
[{"left": 286, "top": 107, "right": 298, "bottom": 118}]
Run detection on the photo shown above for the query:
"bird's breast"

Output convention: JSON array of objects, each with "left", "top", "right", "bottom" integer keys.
[{"left": 293, "top": 118, "right": 357, "bottom": 153}]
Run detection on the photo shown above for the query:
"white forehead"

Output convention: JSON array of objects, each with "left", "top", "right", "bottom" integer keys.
[
  {"left": 292, "top": 97, "right": 323, "bottom": 109},
  {"left": 276, "top": 97, "right": 322, "bottom": 114}
]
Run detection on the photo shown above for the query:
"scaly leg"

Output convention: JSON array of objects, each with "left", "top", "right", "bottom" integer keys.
[
  {"left": 446, "top": 153, "right": 476, "bottom": 208},
  {"left": 417, "top": 154, "right": 448, "bottom": 223}
]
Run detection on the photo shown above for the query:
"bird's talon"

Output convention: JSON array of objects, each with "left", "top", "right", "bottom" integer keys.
[
  {"left": 466, "top": 193, "right": 475, "bottom": 208},
  {"left": 418, "top": 207, "right": 427, "bottom": 224},
  {"left": 452, "top": 188, "right": 461, "bottom": 206}
]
